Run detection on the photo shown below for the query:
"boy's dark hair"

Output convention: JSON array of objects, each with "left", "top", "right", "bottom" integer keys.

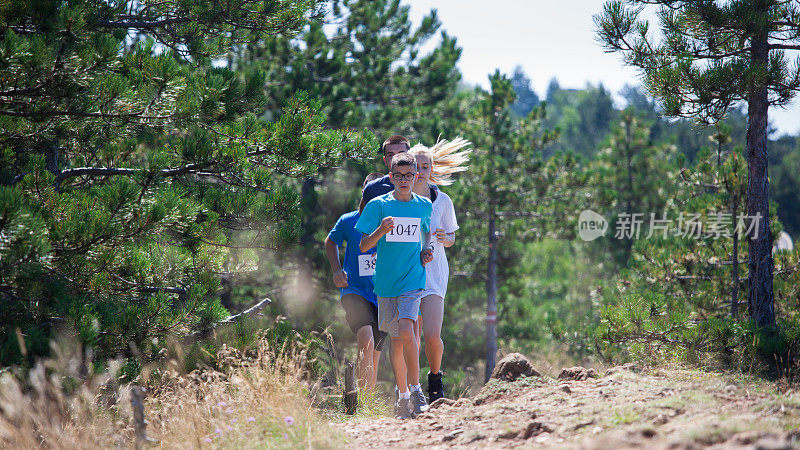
[
  {"left": 363, "top": 172, "right": 383, "bottom": 188},
  {"left": 359, "top": 172, "right": 384, "bottom": 213},
  {"left": 390, "top": 152, "right": 417, "bottom": 172},
  {"left": 381, "top": 135, "right": 410, "bottom": 155}
]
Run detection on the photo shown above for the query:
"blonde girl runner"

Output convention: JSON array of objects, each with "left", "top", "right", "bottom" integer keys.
[{"left": 409, "top": 138, "right": 471, "bottom": 402}]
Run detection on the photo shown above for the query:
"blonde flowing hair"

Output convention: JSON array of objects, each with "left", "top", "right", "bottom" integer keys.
[{"left": 409, "top": 137, "right": 471, "bottom": 186}]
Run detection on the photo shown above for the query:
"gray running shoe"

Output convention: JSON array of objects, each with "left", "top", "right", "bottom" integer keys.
[
  {"left": 394, "top": 397, "right": 416, "bottom": 419},
  {"left": 410, "top": 389, "right": 429, "bottom": 415}
]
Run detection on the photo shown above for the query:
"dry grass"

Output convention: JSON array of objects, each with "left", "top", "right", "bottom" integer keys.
[
  {"left": 318, "top": 385, "right": 392, "bottom": 425},
  {"left": 0, "top": 337, "right": 347, "bottom": 449}
]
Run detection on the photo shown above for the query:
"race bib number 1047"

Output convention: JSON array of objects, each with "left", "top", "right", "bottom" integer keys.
[{"left": 385, "top": 217, "right": 422, "bottom": 243}]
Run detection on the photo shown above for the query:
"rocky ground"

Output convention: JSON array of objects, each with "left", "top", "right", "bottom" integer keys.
[{"left": 335, "top": 355, "right": 800, "bottom": 449}]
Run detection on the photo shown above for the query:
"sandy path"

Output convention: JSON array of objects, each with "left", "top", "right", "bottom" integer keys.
[{"left": 336, "top": 365, "right": 800, "bottom": 449}]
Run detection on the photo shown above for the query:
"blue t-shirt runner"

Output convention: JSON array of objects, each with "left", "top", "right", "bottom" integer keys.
[
  {"left": 327, "top": 211, "right": 377, "bottom": 305},
  {"left": 355, "top": 192, "right": 433, "bottom": 298}
]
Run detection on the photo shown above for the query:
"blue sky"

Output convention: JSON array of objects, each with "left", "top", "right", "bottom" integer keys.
[{"left": 406, "top": 0, "right": 800, "bottom": 137}]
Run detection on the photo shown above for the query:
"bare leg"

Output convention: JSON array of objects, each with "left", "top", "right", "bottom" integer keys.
[
  {"left": 393, "top": 342, "right": 408, "bottom": 391},
  {"left": 371, "top": 350, "right": 381, "bottom": 387},
  {"left": 408, "top": 314, "right": 422, "bottom": 386},
  {"left": 389, "top": 337, "right": 407, "bottom": 393},
  {"left": 355, "top": 325, "right": 375, "bottom": 390},
  {"left": 421, "top": 295, "right": 444, "bottom": 374},
  {"left": 414, "top": 315, "right": 422, "bottom": 350},
  {"left": 398, "top": 318, "right": 420, "bottom": 388}
]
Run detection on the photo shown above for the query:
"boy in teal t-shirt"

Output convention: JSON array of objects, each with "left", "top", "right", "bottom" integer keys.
[{"left": 356, "top": 152, "right": 433, "bottom": 419}]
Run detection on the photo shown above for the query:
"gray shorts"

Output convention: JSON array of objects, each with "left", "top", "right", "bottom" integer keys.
[{"left": 377, "top": 289, "right": 423, "bottom": 338}]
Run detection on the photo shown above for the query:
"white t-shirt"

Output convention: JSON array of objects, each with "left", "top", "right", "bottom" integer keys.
[{"left": 423, "top": 190, "right": 459, "bottom": 300}]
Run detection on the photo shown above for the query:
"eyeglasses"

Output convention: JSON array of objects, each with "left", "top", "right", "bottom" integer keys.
[{"left": 391, "top": 172, "right": 417, "bottom": 181}]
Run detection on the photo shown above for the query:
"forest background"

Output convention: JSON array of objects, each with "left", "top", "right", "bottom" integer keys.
[{"left": 1, "top": 0, "right": 800, "bottom": 397}]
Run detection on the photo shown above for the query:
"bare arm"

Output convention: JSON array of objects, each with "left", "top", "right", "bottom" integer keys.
[
  {"left": 421, "top": 231, "right": 434, "bottom": 265},
  {"left": 324, "top": 236, "right": 348, "bottom": 288},
  {"left": 359, "top": 216, "right": 394, "bottom": 252},
  {"left": 434, "top": 228, "right": 456, "bottom": 247}
]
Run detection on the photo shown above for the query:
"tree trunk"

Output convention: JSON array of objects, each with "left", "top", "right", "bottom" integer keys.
[
  {"left": 485, "top": 136, "right": 499, "bottom": 383},
  {"left": 45, "top": 141, "right": 61, "bottom": 191},
  {"left": 485, "top": 206, "right": 498, "bottom": 383},
  {"left": 731, "top": 195, "right": 739, "bottom": 319},
  {"left": 220, "top": 273, "right": 233, "bottom": 311},
  {"left": 131, "top": 385, "right": 148, "bottom": 449},
  {"left": 745, "top": 30, "right": 775, "bottom": 328},
  {"left": 724, "top": 137, "right": 740, "bottom": 320},
  {"left": 300, "top": 177, "right": 318, "bottom": 245},
  {"left": 624, "top": 117, "right": 634, "bottom": 261},
  {"left": 343, "top": 359, "right": 357, "bottom": 415}
]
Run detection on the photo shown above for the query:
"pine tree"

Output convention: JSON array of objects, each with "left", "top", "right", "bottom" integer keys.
[
  {"left": 236, "top": 0, "right": 462, "bottom": 138},
  {"left": 588, "top": 110, "right": 679, "bottom": 263},
  {"left": 447, "top": 71, "right": 590, "bottom": 380},
  {"left": 509, "top": 66, "right": 541, "bottom": 118},
  {"left": 597, "top": 125, "right": 779, "bottom": 365},
  {"left": 771, "top": 137, "right": 800, "bottom": 237},
  {"left": 0, "top": 0, "right": 372, "bottom": 366},
  {"left": 541, "top": 82, "right": 618, "bottom": 158},
  {"left": 596, "top": 0, "right": 800, "bottom": 329},
  {"left": 223, "top": 0, "right": 465, "bottom": 334}
]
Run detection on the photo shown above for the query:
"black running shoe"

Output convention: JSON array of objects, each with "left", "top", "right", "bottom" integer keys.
[{"left": 427, "top": 372, "right": 445, "bottom": 403}]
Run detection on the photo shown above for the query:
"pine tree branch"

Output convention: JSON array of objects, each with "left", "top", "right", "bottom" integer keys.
[
  {"left": 495, "top": 211, "right": 543, "bottom": 218},
  {"left": 671, "top": 275, "right": 714, "bottom": 281},
  {"left": 58, "top": 167, "right": 138, "bottom": 178},
  {"left": 95, "top": 17, "right": 192, "bottom": 29},
  {"left": 189, "top": 296, "right": 275, "bottom": 337},
  {"left": 56, "top": 163, "right": 208, "bottom": 183},
  {"left": 769, "top": 43, "right": 800, "bottom": 50},
  {"left": 200, "top": 237, "right": 271, "bottom": 249},
  {"left": 219, "top": 297, "right": 272, "bottom": 323},
  {"left": 0, "top": 109, "right": 173, "bottom": 120},
  {"left": 139, "top": 285, "right": 188, "bottom": 295},
  {"left": 110, "top": 273, "right": 187, "bottom": 295},
  {"left": 451, "top": 271, "right": 487, "bottom": 281},
  {"left": 710, "top": 260, "right": 750, "bottom": 266},
  {"left": 681, "top": 48, "right": 752, "bottom": 60}
]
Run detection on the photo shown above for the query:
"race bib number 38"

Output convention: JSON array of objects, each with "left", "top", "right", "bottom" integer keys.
[
  {"left": 386, "top": 217, "right": 422, "bottom": 242},
  {"left": 358, "top": 253, "right": 377, "bottom": 276}
]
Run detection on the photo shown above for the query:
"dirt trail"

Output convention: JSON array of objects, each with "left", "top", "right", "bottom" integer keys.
[{"left": 336, "top": 364, "right": 800, "bottom": 449}]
